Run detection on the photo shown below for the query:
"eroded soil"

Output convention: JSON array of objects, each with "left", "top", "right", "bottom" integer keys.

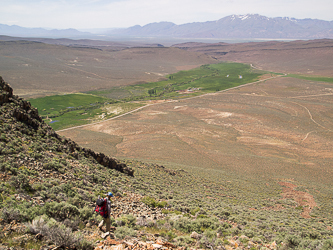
[{"left": 278, "top": 181, "right": 317, "bottom": 218}]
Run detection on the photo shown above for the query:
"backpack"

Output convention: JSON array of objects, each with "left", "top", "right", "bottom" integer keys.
[{"left": 95, "top": 198, "right": 108, "bottom": 218}]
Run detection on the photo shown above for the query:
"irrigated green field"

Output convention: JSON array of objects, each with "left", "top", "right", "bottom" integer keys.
[
  {"left": 29, "top": 93, "right": 143, "bottom": 130},
  {"left": 30, "top": 62, "right": 268, "bottom": 130},
  {"left": 88, "top": 62, "right": 266, "bottom": 100}
]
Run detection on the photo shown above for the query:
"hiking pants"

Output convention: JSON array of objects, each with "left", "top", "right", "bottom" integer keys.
[
  {"left": 105, "top": 216, "right": 110, "bottom": 232},
  {"left": 99, "top": 216, "right": 111, "bottom": 231}
]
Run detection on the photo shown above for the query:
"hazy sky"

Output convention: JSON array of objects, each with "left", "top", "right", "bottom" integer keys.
[{"left": 1, "top": 0, "right": 332, "bottom": 30}]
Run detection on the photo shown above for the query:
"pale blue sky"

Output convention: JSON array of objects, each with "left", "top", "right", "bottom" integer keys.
[{"left": 1, "top": 0, "right": 332, "bottom": 29}]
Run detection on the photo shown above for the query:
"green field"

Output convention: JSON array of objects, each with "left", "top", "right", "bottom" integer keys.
[
  {"left": 287, "top": 74, "right": 333, "bottom": 83},
  {"left": 88, "top": 62, "right": 265, "bottom": 100},
  {"left": 29, "top": 93, "right": 143, "bottom": 130},
  {"left": 30, "top": 62, "right": 267, "bottom": 130}
]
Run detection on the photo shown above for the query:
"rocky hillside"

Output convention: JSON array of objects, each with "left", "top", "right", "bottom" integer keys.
[
  {"left": 1, "top": 76, "right": 333, "bottom": 249},
  {"left": 0, "top": 77, "right": 172, "bottom": 249},
  {"left": 0, "top": 77, "right": 237, "bottom": 249}
]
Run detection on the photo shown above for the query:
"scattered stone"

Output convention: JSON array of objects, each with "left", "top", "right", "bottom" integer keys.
[
  {"left": 162, "top": 242, "right": 176, "bottom": 248},
  {"left": 190, "top": 231, "right": 201, "bottom": 239},
  {"left": 101, "top": 231, "right": 110, "bottom": 239},
  {"left": 152, "top": 243, "right": 163, "bottom": 249}
]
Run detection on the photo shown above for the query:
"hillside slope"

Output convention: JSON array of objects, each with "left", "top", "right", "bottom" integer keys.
[{"left": 1, "top": 76, "right": 333, "bottom": 249}]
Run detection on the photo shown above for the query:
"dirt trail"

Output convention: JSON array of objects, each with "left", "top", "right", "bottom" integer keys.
[
  {"left": 56, "top": 70, "right": 285, "bottom": 132},
  {"left": 278, "top": 182, "right": 317, "bottom": 218}
]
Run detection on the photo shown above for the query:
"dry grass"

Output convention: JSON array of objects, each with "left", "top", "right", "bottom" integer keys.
[
  {"left": 0, "top": 41, "right": 216, "bottom": 98},
  {"left": 59, "top": 76, "right": 333, "bottom": 222},
  {"left": 174, "top": 39, "right": 333, "bottom": 77},
  {"left": 60, "top": 77, "right": 333, "bottom": 174}
]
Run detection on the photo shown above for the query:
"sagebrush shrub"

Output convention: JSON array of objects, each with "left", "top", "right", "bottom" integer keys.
[
  {"left": 116, "top": 214, "right": 136, "bottom": 228},
  {"left": 27, "top": 215, "right": 84, "bottom": 248},
  {"left": 1, "top": 207, "right": 22, "bottom": 223},
  {"left": 45, "top": 201, "right": 79, "bottom": 220},
  {"left": 175, "top": 236, "right": 194, "bottom": 247},
  {"left": 115, "top": 226, "right": 137, "bottom": 239},
  {"left": 323, "top": 238, "right": 333, "bottom": 250},
  {"left": 27, "top": 215, "right": 49, "bottom": 234}
]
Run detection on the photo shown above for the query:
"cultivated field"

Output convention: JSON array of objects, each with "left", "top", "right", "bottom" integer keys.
[{"left": 29, "top": 62, "right": 268, "bottom": 130}]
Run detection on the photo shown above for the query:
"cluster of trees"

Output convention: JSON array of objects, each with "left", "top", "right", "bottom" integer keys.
[{"left": 148, "top": 89, "right": 157, "bottom": 96}]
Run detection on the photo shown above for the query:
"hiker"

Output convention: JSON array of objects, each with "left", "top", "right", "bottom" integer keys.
[{"left": 97, "top": 192, "right": 114, "bottom": 232}]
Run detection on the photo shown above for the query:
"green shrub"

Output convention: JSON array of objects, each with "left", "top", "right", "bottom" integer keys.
[
  {"left": 141, "top": 196, "right": 167, "bottom": 208},
  {"left": 157, "top": 200, "right": 168, "bottom": 208},
  {"left": 309, "top": 230, "right": 321, "bottom": 239},
  {"left": 174, "top": 217, "right": 192, "bottom": 233},
  {"left": 47, "top": 224, "right": 83, "bottom": 248},
  {"left": 204, "top": 229, "right": 217, "bottom": 239},
  {"left": 229, "top": 227, "right": 240, "bottom": 236},
  {"left": 190, "top": 207, "right": 200, "bottom": 216},
  {"left": 44, "top": 201, "right": 79, "bottom": 220},
  {"left": 244, "top": 229, "right": 255, "bottom": 238},
  {"left": 79, "top": 206, "right": 93, "bottom": 221},
  {"left": 9, "top": 173, "right": 33, "bottom": 192},
  {"left": 115, "top": 226, "right": 137, "bottom": 239},
  {"left": 175, "top": 236, "right": 194, "bottom": 247},
  {"left": 286, "top": 235, "right": 301, "bottom": 247},
  {"left": 1, "top": 206, "right": 22, "bottom": 223},
  {"left": 32, "top": 183, "right": 45, "bottom": 191},
  {"left": 141, "top": 196, "right": 157, "bottom": 207},
  {"left": 161, "top": 209, "right": 171, "bottom": 214},
  {"left": 78, "top": 239, "right": 95, "bottom": 250},
  {"left": 323, "top": 238, "right": 333, "bottom": 250},
  {"left": 166, "top": 231, "right": 177, "bottom": 241},
  {"left": 43, "top": 159, "right": 63, "bottom": 171},
  {"left": 192, "top": 217, "right": 219, "bottom": 232},
  {"left": 116, "top": 214, "right": 137, "bottom": 228},
  {"left": 197, "top": 214, "right": 208, "bottom": 218},
  {"left": 61, "top": 183, "right": 77, "bottom": 198}
]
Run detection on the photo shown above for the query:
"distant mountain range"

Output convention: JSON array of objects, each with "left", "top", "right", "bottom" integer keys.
[
  {"left": 109, "top": 14, "right": 333, "bottom": 39},
  {"left": 0, "top": 23, "right": 90, "bottom": 38},
  {"left": 1, "top": 14, "right": 333, "bottom": 39}
]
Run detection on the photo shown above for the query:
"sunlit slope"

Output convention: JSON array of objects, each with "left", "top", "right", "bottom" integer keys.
[{"left": 59, "top": 76, "right": 333, "bottom": 219}]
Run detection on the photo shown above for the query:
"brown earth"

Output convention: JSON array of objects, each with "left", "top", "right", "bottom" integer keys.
[
  {"left": 2, "top": 39, "right": 333, "bottom": 99},
  {"left": 55, "top": 40, "right": 333, "bottom": 220},
  {"left": 59, "top": 73, "right": 333, "bottom": 223},
  {"left": 3, "top": 38, "right": 332, "bottom": 220},
  {"left": 0, "top": 41, "right": 216, "bottom": 98},
  {"left": 173, "top": 39, "right": 333, "bottom": 77},
  {"left": 59, "top": 76, "right": 333, "bottom": 182},
  {"left": 278, "top": 182, "right": 317, "bottom": 218}
]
